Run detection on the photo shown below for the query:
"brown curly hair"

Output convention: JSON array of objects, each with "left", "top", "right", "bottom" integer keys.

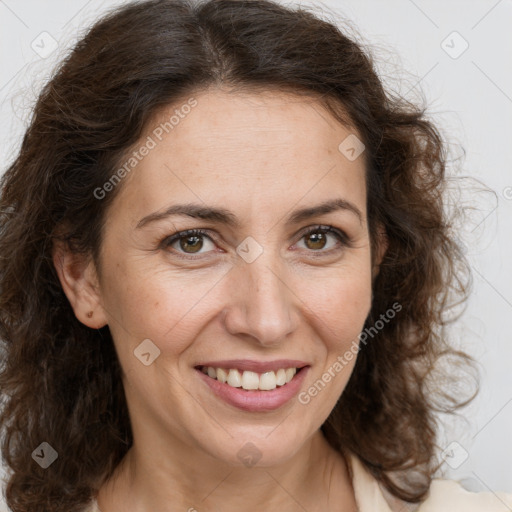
[{"left": 0, "top": 0, "right": 477, "bottom": 510}]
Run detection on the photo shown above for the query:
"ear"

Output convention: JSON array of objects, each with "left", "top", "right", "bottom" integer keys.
[
  {"left": 371, "top": 224, "right": 388, "bottom": 279},
  {"left": 52, "top": 239, "right": 108, "bottom": 329}
]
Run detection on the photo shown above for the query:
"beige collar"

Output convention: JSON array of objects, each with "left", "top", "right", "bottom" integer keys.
[
  {"left": 346, "top": 451, "right": 394, "bottom": 511},
  {"left": 346, "top": 451, "right": 421, "bottom": 512}
]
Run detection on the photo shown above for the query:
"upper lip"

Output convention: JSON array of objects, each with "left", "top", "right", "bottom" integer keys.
[{"left": 195, "top": 359, "right": 310, "bottom": 373}]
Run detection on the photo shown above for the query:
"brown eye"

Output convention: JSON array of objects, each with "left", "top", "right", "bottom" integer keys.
[
  {"left": 304, "top": 232, "right": 328, "bottom": 250},
  {"left": 179, "top": 234, "right": 204, "bottom": 253},
  {"left": 161, "top": 229, "right": 216, "bottom": 257},
  {"left": 296, "top": 226, "right": 348, "bottom": 253}
]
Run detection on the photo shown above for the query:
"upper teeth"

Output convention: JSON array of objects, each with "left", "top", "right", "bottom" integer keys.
[{"left": 201, "top": 367, "right": 297, "bottom": 391}]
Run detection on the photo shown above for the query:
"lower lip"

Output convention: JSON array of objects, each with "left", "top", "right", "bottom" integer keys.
[{"left": 196, "top": 367, "right": 310, "bottom": 412}]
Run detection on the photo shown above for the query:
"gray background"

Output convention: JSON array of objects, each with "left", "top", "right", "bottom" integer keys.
[{"left": 0, "top": 0, "right": 511, "bottom": 509}]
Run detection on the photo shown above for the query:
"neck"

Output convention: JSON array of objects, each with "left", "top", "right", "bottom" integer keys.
[{"left": 96, "top": 430, "right": 356, "bottom": 512}]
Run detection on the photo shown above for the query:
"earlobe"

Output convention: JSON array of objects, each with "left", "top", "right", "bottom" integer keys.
[{"left": 52, "top": 240, "right": 108, "bottom": 329}]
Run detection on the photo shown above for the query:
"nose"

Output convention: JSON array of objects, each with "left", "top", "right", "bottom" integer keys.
[{"left": 221, "top": 255, "right": 299, "bottom": 346}]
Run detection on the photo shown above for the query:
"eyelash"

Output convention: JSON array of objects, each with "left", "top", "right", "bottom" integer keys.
[{"left": 159, "top": 225, "right": 350, "bottom": 261}]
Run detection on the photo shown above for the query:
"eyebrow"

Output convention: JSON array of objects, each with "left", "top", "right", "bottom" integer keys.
[{"left": 135, "top": 198, "right": 363, "bottom": 230}]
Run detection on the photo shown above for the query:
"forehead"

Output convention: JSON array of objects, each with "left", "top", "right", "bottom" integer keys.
[
  {"left": 151, "top": 88, "right": 361, "bottom": 162},
  {"left": 109, "top": 89, "right": 367, "bottom": 226}
]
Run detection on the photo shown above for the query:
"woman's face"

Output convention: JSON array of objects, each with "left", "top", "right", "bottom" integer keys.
[{"left": 88, "top": 89, "right": 376, "bottom": 467}]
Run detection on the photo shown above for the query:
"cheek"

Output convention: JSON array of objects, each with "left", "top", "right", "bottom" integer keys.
[
  {"left": 100, "top": 256, "right": 224, "bottom": 354},
  {"left": 296, "top": 270, "right": 372, "bottom": 415},
  {"left": 302, "top": 265, "right": 373, "bottom": 347}
]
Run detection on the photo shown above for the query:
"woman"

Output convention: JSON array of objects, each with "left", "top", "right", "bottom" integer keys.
[{"left": 0, "top": 0, "right": 510, "bottom": 511}]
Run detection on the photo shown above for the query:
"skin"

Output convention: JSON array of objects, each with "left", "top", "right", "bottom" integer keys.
[{"left": 54, "top": 88, "right": 386, "bottom": 511}]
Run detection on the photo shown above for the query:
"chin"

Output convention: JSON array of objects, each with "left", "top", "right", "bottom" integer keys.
[{"left": 199, "top": 424, "right": 310, "bottom": 469}]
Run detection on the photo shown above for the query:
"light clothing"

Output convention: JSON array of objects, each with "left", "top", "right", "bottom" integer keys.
[
  {"left": 84, "top": 451, "right": 512, "bottom": 511},
  {"left": 347, "top": 452, "right": 512, "bottom": 512}
]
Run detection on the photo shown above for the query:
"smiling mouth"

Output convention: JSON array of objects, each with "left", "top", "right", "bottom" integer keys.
[{"left": 196, "top": 366, "right": 305, "bottom": 391}]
